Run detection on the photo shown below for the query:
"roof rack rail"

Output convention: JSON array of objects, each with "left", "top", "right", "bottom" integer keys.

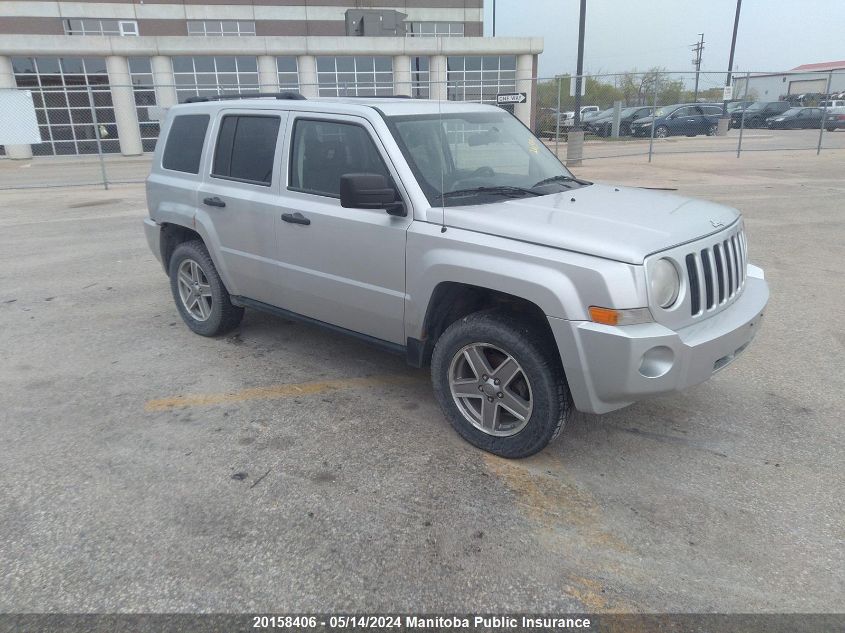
[
  {"left": 335, "top": 94, "right": 413, "bottom": 99},
  {"left": 183, "top": 91, "right": 306, "bottom": 104}
]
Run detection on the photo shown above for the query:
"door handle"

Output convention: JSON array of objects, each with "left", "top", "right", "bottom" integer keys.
[
  {"left": 203, "top": 196, "right": 226, "bottom": 208},
  {"left": 281, "top": 212, "right": 311, "bottom": 226}
]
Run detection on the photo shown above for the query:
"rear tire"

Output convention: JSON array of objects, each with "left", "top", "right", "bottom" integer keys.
[
  {"left": 168, "top": 240, "right": 244, "bottom": 337},
  {"left": 431, "top": 310, "right": 571, "bottom": 459},
  {"left": 706, "top": 123, "right": 718, "bottom": 136}
]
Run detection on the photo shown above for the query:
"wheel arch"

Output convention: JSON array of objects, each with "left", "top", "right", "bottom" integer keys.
[
  {"left": 158, "top": 220, "right": 237, "bottom": 294},
  {"left": 407, "top": 282, "right": 560, "bottom": 371}
]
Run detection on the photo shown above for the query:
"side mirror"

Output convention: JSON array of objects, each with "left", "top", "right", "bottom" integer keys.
[{"left": 340, "top": 173, "right": 406, "bottom": 217}]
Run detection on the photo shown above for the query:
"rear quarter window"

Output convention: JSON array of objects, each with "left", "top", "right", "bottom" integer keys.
[{"left": 162, "top": 114, "right": 210, "bottom": 174}]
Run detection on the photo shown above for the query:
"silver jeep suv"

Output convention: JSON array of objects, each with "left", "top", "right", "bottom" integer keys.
[{"left": 144, "top": 93, "right": 769, "bottom": 458}]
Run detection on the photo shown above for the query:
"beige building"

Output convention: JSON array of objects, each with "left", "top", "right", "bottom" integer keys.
[{"left": 0, "top": 1, "right": 542, "bottom": 158}]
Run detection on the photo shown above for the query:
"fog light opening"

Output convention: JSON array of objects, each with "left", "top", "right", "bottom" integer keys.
[{"left": 639, "top": 346, "right": 675, "bottom": 378}]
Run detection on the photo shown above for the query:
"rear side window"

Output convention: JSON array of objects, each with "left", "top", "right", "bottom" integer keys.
[
  {"left": 162, "top": 114, "right": 209, "bottom": 174},
  {"left": 212, "top": 115, "right": 281, "bottom": 186}
]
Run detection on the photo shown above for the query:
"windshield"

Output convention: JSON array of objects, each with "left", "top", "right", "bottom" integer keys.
[
  {"left": 621, "top": 107, "right": 646, "bottom": 117},
  {"left": 744, "top": 102, "right": 765, "bottom": 111},
  {"left": 388, "top": 111, "right": 589, "bottom": 207},
  {"left": 782, "top": 108, "right": 803, "bottom": 116}
]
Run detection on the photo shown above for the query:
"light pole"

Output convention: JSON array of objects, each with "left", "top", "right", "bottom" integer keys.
[
  {"left": 572, "top": 0, "right": 586, "bottom": 129},
  {"left": 492, "top": 0, "right": 496, "bottom": 36},
  {"left": 723, "top": 0, "right": 742, "bottom": 115}
]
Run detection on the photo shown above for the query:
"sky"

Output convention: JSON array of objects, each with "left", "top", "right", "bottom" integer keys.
[{"left": 483, "top": 0, "right": 845, "bottom": 80}]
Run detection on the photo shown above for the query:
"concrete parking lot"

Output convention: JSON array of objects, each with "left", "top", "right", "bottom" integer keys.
[{"left": 0, "top": 149, "right": 842, "bottom": 613}]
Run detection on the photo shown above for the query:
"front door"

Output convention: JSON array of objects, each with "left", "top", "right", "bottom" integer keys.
[{"left": 273, "top": 114, "right": 412, "bottom": 345}]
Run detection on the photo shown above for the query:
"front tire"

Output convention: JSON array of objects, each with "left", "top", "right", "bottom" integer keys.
[
  {"left": 169, "top": 240, "right": 244, "bottom": 336},
  {"left": 655, "top": 125, "right": 669, "bottom": 138},
  {"left": 431, "top": 311, "right": 571, "bottom": 458}
]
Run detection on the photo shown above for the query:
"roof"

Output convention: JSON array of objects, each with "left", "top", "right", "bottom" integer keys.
[{"left": 790, "top": 60, "right": 845, "bottom": 72}]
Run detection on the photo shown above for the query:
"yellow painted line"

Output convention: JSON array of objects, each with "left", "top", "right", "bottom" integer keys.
[{"left": 145, "top": 374, "right": 419, "bottom": 412}]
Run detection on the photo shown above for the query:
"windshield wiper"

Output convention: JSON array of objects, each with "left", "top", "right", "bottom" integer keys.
[
  {"left": 441, "top": 185, "right": 541, "bottom": 200},
  {"left": 531, "top": 175, "right": 591, "bottom": 188}
]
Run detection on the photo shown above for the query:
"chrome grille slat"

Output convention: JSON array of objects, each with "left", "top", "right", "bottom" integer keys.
[
  {"left": 726, "top": 238, "right": 737, "bottom": 297},
  {"left": 693, "top": 252, "right": 707, "bottom": 316}
]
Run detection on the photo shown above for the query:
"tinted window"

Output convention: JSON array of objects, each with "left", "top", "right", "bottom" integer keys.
[
  {"left": 212, "top": 115, "right": 280, "bottom": 185},
  {"left": 162, "top": 114, "right": 209, "bottom": 174},
  {"left": 289, "top": 119, "right": 390, "bottom": 197}
]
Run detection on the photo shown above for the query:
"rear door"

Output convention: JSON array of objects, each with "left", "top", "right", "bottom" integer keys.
[
  {"left": 198, "top": 109, "right": 290, "bottom": 305},
  {"left": 273, "top": 113, "right": 413, "bottom": 345}
]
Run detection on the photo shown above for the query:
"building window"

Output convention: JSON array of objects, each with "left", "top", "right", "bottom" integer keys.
[
  {"left": 11, "top": 56, "right": 120, "bottom": 156},
  {"left": 276, "top": 57, "right": 299, "bottom": 91},
  {"left": 127, "top": 57, "right": 160, "bottom": 152},
  {"left": 171, "top": 56, "right": 259, "bottom": 103},
  {"left": 410, "top": 57, "right": 430, "bottom": 99},
  {"left": 63, "top": 19, "right": 138, "bottom": 36},
  {"left": 406, "top": 22, "right": 465, "bottom": 37},
  {"left": 315, "top": 56, "right": 393, "bottom": 97},
  {"left": 187, "top": 20, "right": 256, "bottom": 37},
  {"left": 447, "top": 55, "right": 517, "bottom": 105}
]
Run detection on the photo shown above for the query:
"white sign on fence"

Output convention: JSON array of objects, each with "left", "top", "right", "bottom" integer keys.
[
  {"left": 0, "top": 89, "right": 41, "bottom": 145},
  {"left": 496, "top": 92, "right": 527, "bottom": 104},
  {"left": 723, "top": 85, "right": 734, "bottom": 101},
  {"left": 569, "top": 77, "right": 586, "bottom": 97}
]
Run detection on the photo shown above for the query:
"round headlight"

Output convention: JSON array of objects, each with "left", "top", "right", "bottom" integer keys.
[{"left": 651, "top": 258, "right": 680, "bottom": 308}]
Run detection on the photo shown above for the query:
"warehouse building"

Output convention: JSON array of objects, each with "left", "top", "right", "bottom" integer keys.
[
  {"left": 733, "top": 60, "right": 845, "bottom": 102},
  {"left": 0, "top": 1, "right": 543, "bottom": 158}
]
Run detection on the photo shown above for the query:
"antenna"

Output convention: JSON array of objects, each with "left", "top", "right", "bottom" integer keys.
[{"left": 439, "top": 75, "right": 447, "bottom": 233}]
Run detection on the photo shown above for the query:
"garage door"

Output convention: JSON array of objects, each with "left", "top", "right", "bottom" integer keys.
[{"left": 788, "top": 79, "right": 828, "bottom": 94}]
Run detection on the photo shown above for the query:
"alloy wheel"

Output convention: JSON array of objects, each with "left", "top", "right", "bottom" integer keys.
[
  {"left": 177, "top": 259, "right": 213, "bottom": 321},
  {"left": 448, "top": 343, "right": 533, "bottom": 437}
]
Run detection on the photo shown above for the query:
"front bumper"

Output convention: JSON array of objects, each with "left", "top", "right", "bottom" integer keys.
[{"left": 549, "top": 268, "right": 769, "bottom": 414}]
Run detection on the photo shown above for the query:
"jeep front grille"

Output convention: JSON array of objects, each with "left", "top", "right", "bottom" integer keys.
[{"left": 683, "top": 226, "right": 747, "bottom": 317}]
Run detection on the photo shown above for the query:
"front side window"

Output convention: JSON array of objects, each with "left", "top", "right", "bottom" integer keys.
[
  {"left": 163, "top": 114, "right": 209, "bottom": 173},
  {"left": 212, "top": 115, "right": 280, "bottom": 185},
  {"left": 388, "top": 111, "right": 587, "bottom": 207},
  {"left": 289, "top": 119, "right": 390, "bottom": 198}
]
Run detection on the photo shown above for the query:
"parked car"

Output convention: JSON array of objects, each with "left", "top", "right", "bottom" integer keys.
[
  {"left": 587, "top": 106, "right": 654, "bottom": 137},
  {"left": 823, "top": 106, "right": 845, "bottom": 131},
  {"left": 561, "top": 105, "right": 600, "bottom": 128},
  {"left": 630, "top": 103, "right": 722, "bottom": 138},
  {"left": 144, "top": 94, "right": 768, "bottom": 459},
  {"left": 819, "top": 99, "right": 845, "bottom": 109},
  {"left": 726, "top": 101, "right": 754, "bottom": 114},
  {"left": 766, "top": 107, "right": 825, "bottom": 129},
  {"left": 730, "top": 101, "right": 791, "bottom": 129}
]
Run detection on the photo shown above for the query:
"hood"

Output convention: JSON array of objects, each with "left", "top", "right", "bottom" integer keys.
[{"left": 439, "top": 184, "right": 740, "bottom": 264}]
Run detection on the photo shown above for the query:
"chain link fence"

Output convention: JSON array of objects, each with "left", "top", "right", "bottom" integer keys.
[{"left": 1, "top": 70, "right": 844, "bottom": 190}]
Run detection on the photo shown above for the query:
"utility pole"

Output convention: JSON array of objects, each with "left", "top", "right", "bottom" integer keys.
[
  {"left": 723, "top": 0, "right": 742, "bottom": 115},
  {"left": 573, "top": 0, "right": 586, "bottom": 129},
  {"left": 491, "top": 0, "right": 496, "bottom": 36},
  {"left": 691, "top": 33, "right": 704, "bottom": 102}
]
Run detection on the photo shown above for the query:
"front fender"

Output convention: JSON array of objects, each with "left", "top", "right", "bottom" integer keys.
[{"left": 405, "top": 222, "right": 648, "bottom": 341}]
